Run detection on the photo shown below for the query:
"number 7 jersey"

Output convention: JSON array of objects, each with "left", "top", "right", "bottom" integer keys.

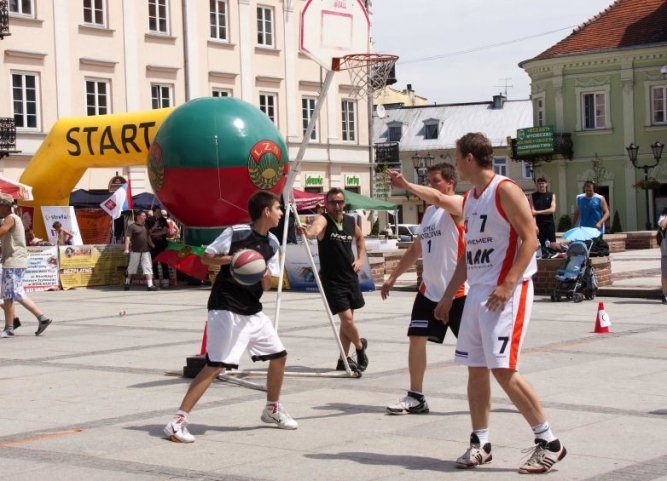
[{"left": 463, "top": 174, "right": 537, "bottom": 287}]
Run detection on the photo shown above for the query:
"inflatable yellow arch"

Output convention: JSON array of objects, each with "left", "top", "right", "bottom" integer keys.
[{"left": 19, "top": 108, "right": 175, "bottom": 238}]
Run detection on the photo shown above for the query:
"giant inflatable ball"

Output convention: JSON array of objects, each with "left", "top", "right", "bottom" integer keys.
[{"left": 148, "top": 97, "right": 289, "bottom": 230}]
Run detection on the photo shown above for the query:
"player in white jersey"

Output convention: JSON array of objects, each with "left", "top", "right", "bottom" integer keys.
[
  {"left": 381, "top": 163, "right": 467, "bottom": 414},
  {"left": 435, "top": 133, "right": 566, "bottom": 474}
]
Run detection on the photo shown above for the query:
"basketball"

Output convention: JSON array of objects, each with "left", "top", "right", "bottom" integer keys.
[{"left": 230, "top": 249, "right": 267, "bottom": 286}]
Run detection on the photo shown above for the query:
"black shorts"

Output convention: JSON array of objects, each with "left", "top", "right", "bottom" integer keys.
[
  {"left": 322, "top": 279, "right": 365, "bottom": 315},
  {"left": 407, "top": 292, "right": 465, "bottom": 343}
]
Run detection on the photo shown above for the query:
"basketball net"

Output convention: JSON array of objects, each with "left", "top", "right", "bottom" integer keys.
[{"left": 332, "top": 53, "right": 398, "bottom": 99}]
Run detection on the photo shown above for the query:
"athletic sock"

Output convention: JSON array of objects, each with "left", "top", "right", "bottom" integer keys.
[
  {"left": 147, "top": 280, "right": 154, "bottom": 287},
  {"left": 37, "top": 314, "right": 47, "bottom": 322},
  {"left": 175, "top": 409, "right": 188, "bottom": 419},
  {"left": 407, "top": 390, "right": 425, "bottom": 401},
  {"left": 473, "top": 428, "right": 489, "bottom": 445},
  {"left": 531, "top": 421, "right": 556, "bottom": 443}
]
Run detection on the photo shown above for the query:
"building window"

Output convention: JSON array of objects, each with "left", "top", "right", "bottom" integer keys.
[
  {"left": 257, "top": 6, "right": 274, "bottom": 47},
  {"left": 302, "top": 97, "right": 317, "bottom": 141},
  {"left": 424, "top": 122, "right": 438, "bottom": 140},
  {"left": 12, "top": 73, "right": 39, "bottom": 129},
  {"left": 83, "top": 0, "right": 106, "bottom": 26},
  {"left": 387, "top": 124, "right": 402, "bottom": 142},
  {"left": 151, "top": 84, "right": 173, "bottom": 109},
  {"left": 9, "top": 0, "right": 34, "bottom": 16},
  {"left": 535, "top": 97, "right": 545, "bottom": 126},
  {"left": 341, "top": 100, "right": 356, "bottom": 142},
  {"left": 521, "top": 161, "right": 533, "bottom": 179},
  {"left": 581, "top": 92, "right": 606, "bottom": 130},
  {"left": 493, "top": 157, "right": 507, "bottom": 176},
  {"left": 85, "top": 79, "right": 110, "bottom": 116},
  {"left": 651, "top": 85, "right": 667, "bottom": 125},
  {"left": 212, "top": 88, "right": 231, "bottom": 97},
  {"left": 148, "top": 0, "right": 169, "bottom": 34},
  {"left": 210, "top": 0, "right": 228, "bottom": 41},
  {"left": 259, "top": 93, "right": 277, "bottom": 124}
]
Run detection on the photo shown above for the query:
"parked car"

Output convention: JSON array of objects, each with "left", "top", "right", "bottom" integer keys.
[{"left": 396, "top": 224, "right": 419, "bottom": 242}]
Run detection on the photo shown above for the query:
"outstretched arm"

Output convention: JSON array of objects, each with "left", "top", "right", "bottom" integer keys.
[
  {"left": 387, "top": 170, "right": 463, "bottom": 216},
  {"left": 296, "top": 214, "right": 327, "bottom": 241}
]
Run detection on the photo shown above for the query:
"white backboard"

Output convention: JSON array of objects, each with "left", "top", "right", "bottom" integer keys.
[{"left": 300, "top": 0, "right": 371, "bottom": 70}]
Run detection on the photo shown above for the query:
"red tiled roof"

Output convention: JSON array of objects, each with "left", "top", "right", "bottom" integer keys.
[{"left": 527, "top": 0, "right": 667, "bottom": 62}]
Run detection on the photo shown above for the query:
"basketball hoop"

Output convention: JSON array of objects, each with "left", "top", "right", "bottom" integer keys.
[{"left": 332, "top": 53, "right": 399, "bottom": 99}]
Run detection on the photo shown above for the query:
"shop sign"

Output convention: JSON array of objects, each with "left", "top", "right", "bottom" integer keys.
[
  {"left": 305, "top": 175, "right": 323, "bottom": 186},
  {"left": 345, "top": 175, "right": 360, "bottom": 186}
]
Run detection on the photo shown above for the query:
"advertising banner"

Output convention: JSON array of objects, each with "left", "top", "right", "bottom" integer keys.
[
  {"left": 75, "top": 209, "right": 112, "bottom": 244},
  {"left": 284, "top": 242, "right": 375, "bottom": 292},
  {"left": 24, "top": 246, "right": 60, "bottom": 292},
  {"left": 41, "top": 206, "right": 84, "bottom": 246},
  {"left": 59, "top": 244, "right": 127, "bottom": 290}
]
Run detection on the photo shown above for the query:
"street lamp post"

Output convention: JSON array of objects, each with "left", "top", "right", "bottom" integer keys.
[
  {"left": 411, "top": 152, "right": 434, "bottom": 220},
  {"left": 626, "top": 141, "right": 664, "bottom": 229}
]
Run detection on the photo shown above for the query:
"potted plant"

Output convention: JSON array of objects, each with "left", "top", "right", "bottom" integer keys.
[{"left": 633, "top": 178, "right": 661, "bottom": 190}]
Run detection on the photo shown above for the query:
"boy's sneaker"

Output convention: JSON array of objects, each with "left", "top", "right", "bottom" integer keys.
[
  {"left": 335, "top": 357, "right": 360, "bottom": 372},
  {"left": 123, "top": 284, "right": 130, "bottom": 291},
  {"left": 518, "top": 438, "right": 567, "bottom": 474},
  {"left": 456, "top": 433, "right": 492, "bottom": 469},
  {"left": 386, "top": 392, "right": 430, "bottom": 414},
  {"left": 35, "top": 319, "right": 52, "bottom": 336},
  {"left": 147, "top": 285, "right": 160, "bottom": 291},
  {"left": 164, "top": 415, "right": 195, "bottom": 443},
  {"left": 13, "top": 317, "right": 21, "bottom": 330},
  {"left": 261, "top": 403, "right": 298, "bottom": 430},
  {"left": 356, "top": 338, "right": 369, "bottom": 371},
  {"left": 1, "top": 327, "right": 14, "bottom": 338}
]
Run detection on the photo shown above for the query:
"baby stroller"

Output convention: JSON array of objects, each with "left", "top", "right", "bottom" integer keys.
[{"left": 550, "top": 240, "right": 598, "bottom": 303}]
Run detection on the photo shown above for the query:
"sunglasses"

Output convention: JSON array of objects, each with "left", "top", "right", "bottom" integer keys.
[{"left": 327, "top": 200, "right": 345, "bottom": 205}]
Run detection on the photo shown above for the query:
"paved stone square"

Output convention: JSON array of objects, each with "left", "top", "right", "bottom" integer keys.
[{"left": 0, "top": 252, "right": 666, "bottom": 480}]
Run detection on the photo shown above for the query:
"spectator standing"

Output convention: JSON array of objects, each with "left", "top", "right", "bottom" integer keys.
[
  {"left": 658, "top": 207, "right": 667, "bottom": 304},
  {"left": 572, "top": 181, "right": 609, "bottom": 233},
  {"left": 124, "top": 211, "right": 159, "bottom": 291},
  {"left": 530, "top": 177, "right": 556, "bottom": 255},
  {"left": 164, "top": 211, "right": 181, "bottom": 241},
  {"left": 146, "top": 207, "right": 169, "bottom": 286},
  {"left": 0, "top": 193, "right": 53, "bottom": 338}
]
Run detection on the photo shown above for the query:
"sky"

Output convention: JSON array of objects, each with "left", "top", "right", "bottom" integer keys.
[{"left": 370, "top": 0, "right": 616, "bottom": 104}]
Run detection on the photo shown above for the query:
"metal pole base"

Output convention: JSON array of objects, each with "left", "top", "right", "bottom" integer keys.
[{"left": 223, "top": 369, "right": 362, "bottom": 379}]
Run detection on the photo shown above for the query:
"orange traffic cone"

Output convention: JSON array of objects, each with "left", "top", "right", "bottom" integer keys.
[
  {"left": 593, "top": 302, "right": 611, "bottom": 334},
  {"left": 199, "top": 321, "right": 208, "bottom": 355}
]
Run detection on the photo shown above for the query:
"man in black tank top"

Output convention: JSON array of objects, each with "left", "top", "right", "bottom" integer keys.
[
  {"left": 530, "top": 177, "right": 556, "bottom": 256},
  {"left": 297, "top": 188, "right": 368, "bottom": 372}
]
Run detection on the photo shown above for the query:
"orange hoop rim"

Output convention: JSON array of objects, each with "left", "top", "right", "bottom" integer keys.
[{"left": 332, "top": 53, "right": 399, "bottom": 72}]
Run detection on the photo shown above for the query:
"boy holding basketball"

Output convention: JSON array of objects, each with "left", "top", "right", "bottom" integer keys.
[{"left": 164, "top": 191, "right": 298, "bottom": 443}]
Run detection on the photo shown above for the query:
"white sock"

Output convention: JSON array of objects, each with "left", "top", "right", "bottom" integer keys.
[
  {"left": 147, "top": 280, "right": 154, "bottom": 287},
  {"left": 473, "top": 428, "right": 489, "bottom": 445},
  {"left": 532, "top": 421, "right": 556, "bottom": 443},
  {"left": 175, "top": 409, "right": 188, "bottom": 420}
]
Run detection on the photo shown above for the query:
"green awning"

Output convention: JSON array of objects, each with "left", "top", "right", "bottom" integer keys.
[{"left": 343, "top": 189, "right": 397, "bottom": 211}]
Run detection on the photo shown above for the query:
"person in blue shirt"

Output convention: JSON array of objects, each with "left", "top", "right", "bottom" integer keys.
[{"left": 572, "top": 181, "right": 609, "bottom": 233}]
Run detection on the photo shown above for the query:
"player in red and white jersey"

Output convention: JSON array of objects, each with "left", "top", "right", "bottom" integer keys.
[
  {"left": 463, "top": 174, "right": 537, "bottom": 287},
  {"left": 436, "top": 133, "right": 566, "bottom": 474},
  {"left": 381, "top": 163, "right": 467, "bottom": 415}
]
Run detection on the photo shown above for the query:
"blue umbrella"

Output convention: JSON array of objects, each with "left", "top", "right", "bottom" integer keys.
[{"left": 562, "top": 226, "right": 601, "bottom": 242}]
